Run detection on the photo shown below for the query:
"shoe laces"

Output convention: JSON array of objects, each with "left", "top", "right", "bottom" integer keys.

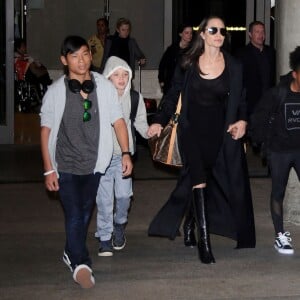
[
  {"left": 63, "top": 251, "right": 71, "bottom": 265},
  {"left": 277, "top": 232, "right": 292, "bottom": 246}
]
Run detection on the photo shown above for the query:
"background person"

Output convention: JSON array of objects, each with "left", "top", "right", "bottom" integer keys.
[
  {"left": 158, "top": 23, "right": 193, "bottom": 97},
  {"left": 88, "top": 17, "right": 109, "bottom": 72},
  {"left": 100, "top": 17, "right": 146, "bottom": 78},
  {"left": 14, "top": 38, "right": 52, "bottom": 98},
  {"left": 235, "top": 21, "right": 276, "bottom": 153}
]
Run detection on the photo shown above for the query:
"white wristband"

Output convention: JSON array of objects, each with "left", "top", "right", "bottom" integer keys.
[{"left": 43, "top": 169, "right": 55, "bottom": 176}]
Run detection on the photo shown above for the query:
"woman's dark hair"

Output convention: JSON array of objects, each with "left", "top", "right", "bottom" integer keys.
[
  {"left": 177, "top": 22, "right": 193, "bottom": 34},
  {"left": 289, "top": 46, "right": 300, "bottom": 72},
  {"left": 60, "top": 35, "right": 89, "bottom": 57},
  {"left": 181, "top": 16, "right": 226, "bottom": 72}
]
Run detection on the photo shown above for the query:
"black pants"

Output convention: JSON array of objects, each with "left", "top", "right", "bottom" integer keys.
[{"left": 269, "top": 151, "right": 300, "bottom": 234}]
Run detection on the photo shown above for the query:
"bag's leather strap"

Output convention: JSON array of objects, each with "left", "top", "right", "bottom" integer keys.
[
  {"left": 175, "top": 94, "right": 182, "bottom": 114},
  {"left": 167, "top": 94, "right": 182, "bottom": 164},
  {"left": 167, "top": 123, "right": 177, "bottom": 164}
]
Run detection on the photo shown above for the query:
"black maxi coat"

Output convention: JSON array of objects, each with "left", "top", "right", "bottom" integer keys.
[{"left": 148, "top": 51, "right": 256, "bottom": 248}]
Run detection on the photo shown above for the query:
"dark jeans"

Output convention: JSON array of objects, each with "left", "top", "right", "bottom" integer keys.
[
  {"left": 58, "top": 172, "right": 101, "bottom": 269},
  {"left": 269, "top": 151, "right": 300, "bottom": 233}
]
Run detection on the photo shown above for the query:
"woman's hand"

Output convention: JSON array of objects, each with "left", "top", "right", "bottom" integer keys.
[
  {"left": 227, "top": 120, "right": 247, "bottom": 140},
  {"left": 147, "top": 123, "right": 163, "bottom": 137}
]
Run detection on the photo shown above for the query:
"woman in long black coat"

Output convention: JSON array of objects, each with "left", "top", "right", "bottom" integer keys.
[{"left": 147, "top": 16, "right": 256, "bottom": 264}]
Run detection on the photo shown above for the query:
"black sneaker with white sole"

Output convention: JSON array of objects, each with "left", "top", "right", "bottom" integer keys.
[
  {"left": 274, "top": 232, "right": 294, "bottom": 254},
  {"left": 113, "top": 223, "right": 126, "bottom": 250},
  {"left": 98, "top": 239, "right": 113, "bottom": 257}
]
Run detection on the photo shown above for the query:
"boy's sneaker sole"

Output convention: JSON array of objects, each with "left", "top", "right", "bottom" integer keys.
[
  {"left": 98, "top": 239, "right": 113, "bottom": 257},
  {"left": 274, "top": 244, "right": 294, "bottom": 255},
  {"left": 73, "top": 264, "right": 95, "bottom": 289},
  {"left": 98, "top": 250, "right": 113, "bottom": 257}
]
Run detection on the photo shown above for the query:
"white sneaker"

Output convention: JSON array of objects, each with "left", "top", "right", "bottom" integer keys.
[
  {"left": 73, "top": 264, "right": 95, "bottom": 289},
  {"left": 274, "top": 232, "right": 294, "bottom": 254}
]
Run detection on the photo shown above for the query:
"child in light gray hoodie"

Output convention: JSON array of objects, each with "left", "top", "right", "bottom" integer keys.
[{"left": 96, "top": 56, "right": 149, "bottom": 256}]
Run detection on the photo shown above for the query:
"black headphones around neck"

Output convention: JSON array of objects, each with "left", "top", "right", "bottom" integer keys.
[{"left": 68, "top": 79, "right": 94, "bottom": 94}]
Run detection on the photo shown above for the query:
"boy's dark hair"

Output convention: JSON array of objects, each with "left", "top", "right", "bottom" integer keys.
[
  {"left": 289, "top": 46, "right": 300, "bottom": 72},
  {"left": 248, "top": 20, "right": 265, "bottom": 32},
  {"left": 60, "top": 35, "right": 89, "bottom": 57}
]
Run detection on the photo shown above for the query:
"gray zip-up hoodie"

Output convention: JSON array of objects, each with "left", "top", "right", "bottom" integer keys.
[
  {"left": 40, "top": 71, "right": 123, "bottom": 175},
  {"left": 103, "top": 56, "right": 149, "bottom": 155}
]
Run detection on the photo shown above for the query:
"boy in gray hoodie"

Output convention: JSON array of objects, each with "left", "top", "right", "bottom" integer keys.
[
  {"left": 40, "top": 37, "right": 132, "bottom": 288},
  {"left": 96, "top": 56, "right": 149, "bottom": 256}
]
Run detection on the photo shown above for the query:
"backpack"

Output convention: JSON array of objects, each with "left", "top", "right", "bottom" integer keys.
[
  {"left": 130, "top": 89, "right": 139, "bottom": 123},
  {"left": 129, "top": 89, "right": 139, "bottom": 152}
]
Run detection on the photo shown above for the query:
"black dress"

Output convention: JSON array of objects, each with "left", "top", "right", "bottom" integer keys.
[
  {"left": 183, "top": 66, "right": 228, "bottom": 185},
  {"left": 149, "top": 51, "right": 256, "bottom": 248}
]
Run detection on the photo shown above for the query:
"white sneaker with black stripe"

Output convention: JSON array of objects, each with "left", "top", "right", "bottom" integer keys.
[{"left": 274, "top": 232, "right": 294, "bottom": 254}]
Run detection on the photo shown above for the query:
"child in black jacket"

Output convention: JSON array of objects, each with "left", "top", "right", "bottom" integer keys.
[{"left": 251, "top": 46, "right": 300, "bottom": 255}]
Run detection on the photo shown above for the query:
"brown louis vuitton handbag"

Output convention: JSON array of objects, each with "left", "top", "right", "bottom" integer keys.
[{"left": 148, "top": 94, "right": 182, "bottom": 167}]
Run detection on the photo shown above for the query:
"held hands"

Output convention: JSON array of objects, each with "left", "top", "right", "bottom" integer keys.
[
  {"left": 227, "top": 120, "right": 247, "bottom": 140},
  {"left": 122, "top": 154, "right": 133, "bottom": 177},
  {"left": 147, "top": 123, "right": 163, "bottom": 138}
]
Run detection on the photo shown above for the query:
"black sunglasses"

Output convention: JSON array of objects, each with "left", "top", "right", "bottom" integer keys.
[
  {"left": 83, "top": 99, "right": 92, "bottom": 122},
  {"left": 206, "top": 27, "right": 227, "bottom": 37}
]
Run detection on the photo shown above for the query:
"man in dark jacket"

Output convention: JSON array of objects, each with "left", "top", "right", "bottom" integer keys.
[
  {"left": 251, "top": 46, "right": 300, "bottom": 255},
  {"left": 235, "top": 21, "right": 276, "bottom": 152},
  {"left": 100, "top": 17, "right": 146, "bottom": 79}
]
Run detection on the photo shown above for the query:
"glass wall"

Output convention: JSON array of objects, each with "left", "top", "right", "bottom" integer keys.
[
  {"left": 0, "top": 0, "right": 14, "bottom": 144},
  {"left": 0, "top": 0, "right": 6, "bottom": 125}
]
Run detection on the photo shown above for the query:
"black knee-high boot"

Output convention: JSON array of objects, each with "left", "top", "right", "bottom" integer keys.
[
  {"left": 183, "top": 202, "right": 197, "bottom": 247},
  {"left": 192, "top": 188, "right": 215, "bottom": 264}
]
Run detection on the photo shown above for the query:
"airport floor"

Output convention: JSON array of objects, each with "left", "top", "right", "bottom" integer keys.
[{"left": 1, "top": 114, "right": 300, "bottom": 299}]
